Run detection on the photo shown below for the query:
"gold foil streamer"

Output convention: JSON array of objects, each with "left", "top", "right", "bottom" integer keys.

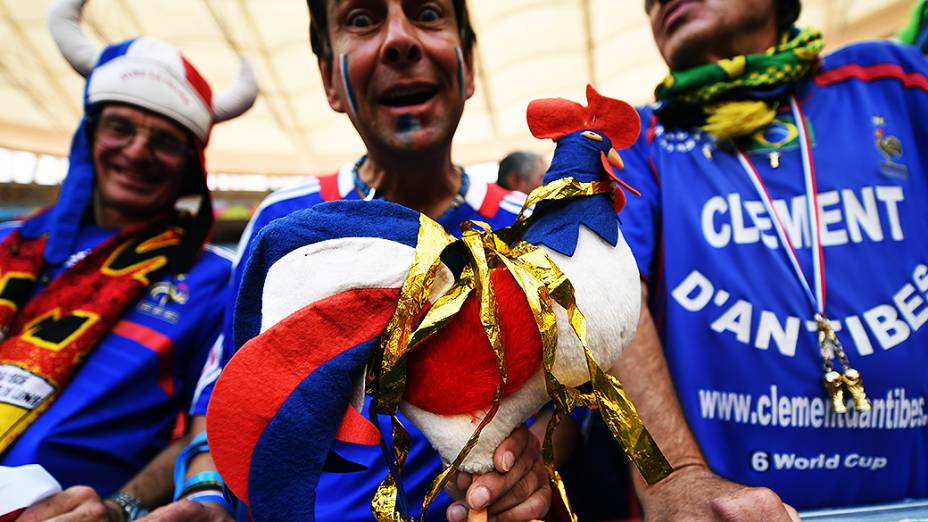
[
  {"left": 372, "top": 416, "right": 412, "bottom": 521},
  {"left": 376, "top": 215, "right": 454, "bottom": 413},
  {"left": 417, "top": 221, "right": 509, "bottom": 520},
  {"left": 369, "top": 176, "right": 672, "bottom": 521},
  {"left": 542, "top": 412, "right": 577, "bottom": 522}
]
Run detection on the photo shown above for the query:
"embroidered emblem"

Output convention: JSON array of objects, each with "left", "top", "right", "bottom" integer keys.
[
  {"left": 137, "top": 278, "right": 188, "bottom": 324},
  {"left": 873, "top": 116, "right": 907, "bottom": 179}
]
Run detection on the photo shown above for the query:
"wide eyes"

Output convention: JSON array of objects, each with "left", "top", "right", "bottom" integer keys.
[
  {"left": 418, "top": 6, "right": 441, "bottom": 22},
  {"left": 581, "top": 130, "right": 603, "bottom": 141},
  {"left": 344, "top": 4, "right": 444, "bottom": 29},
  {"left": 347, "top": 11, "right": 374, "bottom": 28}
]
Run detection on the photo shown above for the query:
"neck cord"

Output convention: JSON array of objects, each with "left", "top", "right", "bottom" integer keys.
[
  {"left": 351, "top": 155, "right": 470, "bottom": 222},
  {"left": 733, "top": 96, "right": 871, "bottom": 414}
]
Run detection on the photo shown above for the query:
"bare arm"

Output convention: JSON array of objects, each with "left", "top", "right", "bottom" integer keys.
[
  {"left": 139, "top": 415, "right": 233, "bottom": 522},
  {"left": 612, "top": 282, "right": 799, "bottom": 522}
]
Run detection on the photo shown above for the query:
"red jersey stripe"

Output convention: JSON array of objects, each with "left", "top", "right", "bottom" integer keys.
[
  {"left": 815, "top": 63, "right": 928, "bottom": 92},
  {"left": 112, "top": 320, "right": 175, "bottom": 396}
]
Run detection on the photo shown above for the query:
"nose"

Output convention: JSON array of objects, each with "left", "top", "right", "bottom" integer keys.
[
  {"left": 381, "top": 8, "right": 422, "bottom": 66},
  {"left": 121, "top": 132, "right": 155, "bottom": 161}
]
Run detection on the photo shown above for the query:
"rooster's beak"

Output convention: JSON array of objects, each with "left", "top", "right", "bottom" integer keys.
[{"left": 607, "top": 148, "right": 624, "bottom": 170}]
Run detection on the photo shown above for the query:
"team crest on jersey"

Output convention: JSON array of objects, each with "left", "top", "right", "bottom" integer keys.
[
  {"left": 137, "top": 277, "right": 189, "bottom": 324},
  {"left": 872, "top": 116, "right": 908, "bottom": 179}
]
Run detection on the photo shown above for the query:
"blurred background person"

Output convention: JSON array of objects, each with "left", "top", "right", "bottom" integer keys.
[
  {"left": 6, "top": 0, "right": 256, "bottom": 519},
  {"left": 496, "top": 151, "right": 547, "bottom": 194}
]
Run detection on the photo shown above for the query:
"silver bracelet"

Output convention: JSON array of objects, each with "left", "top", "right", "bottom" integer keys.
[{"left": 106, "top": 491, "right": 150, "bottom": 522}]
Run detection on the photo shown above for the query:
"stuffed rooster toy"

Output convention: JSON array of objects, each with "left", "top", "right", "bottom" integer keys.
[{"left": 207, "top": 86, "right": 669, "bottom": 520}]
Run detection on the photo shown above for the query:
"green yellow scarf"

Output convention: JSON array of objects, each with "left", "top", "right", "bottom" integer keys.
[{"left": 654, "top": 28, "right": 824, "bottom": 138}]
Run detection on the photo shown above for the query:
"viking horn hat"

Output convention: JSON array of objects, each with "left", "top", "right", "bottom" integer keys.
[{"left": 48, "top": 0, "right": 258, "bottom": 141}]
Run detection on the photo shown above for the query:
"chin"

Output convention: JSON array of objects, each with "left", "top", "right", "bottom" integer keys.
[{"left": 662, "top": 21, "right": 718, "bottom": 70}]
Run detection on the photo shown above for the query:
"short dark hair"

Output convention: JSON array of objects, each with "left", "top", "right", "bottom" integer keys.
[
  {"left": 497, "top": 151, "right": 542, "bottom": 189},
  {"left": 307, "top": 0, "right": 477, "bottom": 62},
  {"left": 775, "top": 0, "right": 801, "bottom": 35}
]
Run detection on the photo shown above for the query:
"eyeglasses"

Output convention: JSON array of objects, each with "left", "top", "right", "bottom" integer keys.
[{"left": 92, "top": 114, "right": 192, "bottom": 163}]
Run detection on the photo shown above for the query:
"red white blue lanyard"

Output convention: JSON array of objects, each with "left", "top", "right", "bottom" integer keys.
[
  {"left": 735, "top": 96, "right": 824, "bottom": 314},
  {"left": 733, "top": 96, "right": 870, "bottom": 413}
]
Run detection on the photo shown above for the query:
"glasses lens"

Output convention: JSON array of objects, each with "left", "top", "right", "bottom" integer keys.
[
  {"left": 95, "top": 115, "right": 190, "bottom": 162},
  {"left": 96, "top": 116, "right": 135, "bottom": 147}
]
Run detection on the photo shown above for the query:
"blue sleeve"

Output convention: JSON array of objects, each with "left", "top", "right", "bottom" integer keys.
[
  {"left": 190, "top": 189, "right": 323, "bottom": 415},
  {"left": 619, "top": 108, "right": 662, "bottom": 282}
]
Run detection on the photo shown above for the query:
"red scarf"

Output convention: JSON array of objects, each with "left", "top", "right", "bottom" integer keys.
[{"left": 0, "top": 216, "right": 183, "bottom": 453}]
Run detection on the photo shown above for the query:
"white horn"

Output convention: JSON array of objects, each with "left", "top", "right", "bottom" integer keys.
[
  {"left": 48, "top": 0, "right": 100, "bottom": 77},
  {"left": 212, "top": 58, "right": 259, "bottom": 123}
]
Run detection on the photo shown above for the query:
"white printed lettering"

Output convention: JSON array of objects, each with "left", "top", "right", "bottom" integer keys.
[
  {"left": 875, "top": 186, "right": 904, "bottom": 240},
  {"left": 702, "top": 196, "right": 731, "bottom": 248},
  {"left": 729, "top": 193, "right": 759, "bottom": 244},
  {"left": 817, "top": 190, "right": 848, "bottom": 246},
  {"left": 893, "top": 284, "right": 928, "bottom": 331},
  {"left": 913, "top": 264, "right": 928, "bottom": 293},
  {"left": 863, "top": 304, "right": 911, "bottom": 349},
  {"left": 743, "top": 200, "right": 778, "bottom": 248},
  {"left": 711, "top": 299, "right": 753, "bottom": 343},
  {"left": 844, "top": 315, "right": 875, "bottom": 356},
  {"left": 842, "top": 187, "right": 883, "bottom": 243},
  {"left": 772, "top": 195, "right": 808, "bottom": 249},
  {"left": 754, "top": 311, "right": 799, "bottom": 356},
  {"left": 672, "top": 271, "right": 715, "bottom": 312}
]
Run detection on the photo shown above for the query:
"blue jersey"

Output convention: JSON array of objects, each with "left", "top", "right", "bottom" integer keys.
[
  {"left": 0, "top": 217, "right": 231, "bottom": 496},
  {"left": 620, "top": 41, "right": 928, "bottom": 510},
  {"left": 202, "top": 163, "right": 524, "bottom": 521}
]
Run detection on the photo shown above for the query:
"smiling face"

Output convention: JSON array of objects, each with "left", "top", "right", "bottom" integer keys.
[
  {"left": 318, "top": 0, "right": 475, "bottom": 155},
  {"left": 644, "top": 0, "right": 778, "bottom": 71},
  {"left": 91, "top": 104, "right": 192, "bottom": 226}
]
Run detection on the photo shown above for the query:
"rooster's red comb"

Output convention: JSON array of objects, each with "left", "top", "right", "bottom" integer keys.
[{"left": 526, "top": 85, "right": 639, "bottom": 149}]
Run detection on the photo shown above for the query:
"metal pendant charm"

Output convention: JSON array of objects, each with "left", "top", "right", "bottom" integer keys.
[
  {"left": 816, "top": 314, "right": 869, "bottom": 413},
  {"left": 823, "top": 370, "right": 847, "bottom": 414},
  {"left": 842, "top": 368, "right": 871, "bottom": 412},
  {"left": 768, "top": 151, "right": 781, "bottom": 169}
]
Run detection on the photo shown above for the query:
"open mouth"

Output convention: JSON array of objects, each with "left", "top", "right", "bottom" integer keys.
[
  {"left": 380, "top": 86, "right": 437, "bottom": 107},
  {"left": 662, "top": 0, "right": 698, "bottom": 31}
]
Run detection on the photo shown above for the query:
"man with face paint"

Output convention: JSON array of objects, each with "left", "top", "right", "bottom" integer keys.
[
  {"left": 147, "top": 1, "right": 552, "bottom": 521},
  {"left": 600, "top": 0, "right": 928, "bottom": 520}
]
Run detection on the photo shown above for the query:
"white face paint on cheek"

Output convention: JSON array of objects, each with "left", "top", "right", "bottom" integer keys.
[
  {"left": 455, "top": 47, "right": 464, "bottom": 99},
  {"left": 339, "top": 53, "right": 358, "bottom": 115}
]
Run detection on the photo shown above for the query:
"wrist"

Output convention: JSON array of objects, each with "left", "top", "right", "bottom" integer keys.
[
  {"left": 639, "top": 462, "right": 712, "bottom": 506},
  {"left": 103, "top": 500, "right": 127, "bottom": 522},
  {"left": 105, "top": 492, "right": 150, "bottom": 522}
]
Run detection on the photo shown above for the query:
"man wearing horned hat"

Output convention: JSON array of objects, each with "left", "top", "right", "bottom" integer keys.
[{"left": 1, "top": 0, "right": 257, "bottom": 519}]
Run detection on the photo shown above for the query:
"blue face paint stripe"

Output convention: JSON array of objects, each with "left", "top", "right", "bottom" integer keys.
[
  {"left": 340, "top": 53, "right": 358, "bottom": 115},
  {"left": 455, "top": 48, "right": 464, "bottom": 99}
]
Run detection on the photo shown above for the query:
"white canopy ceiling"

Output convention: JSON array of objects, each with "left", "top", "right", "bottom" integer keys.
[{"left": 0, "top": 0, "right": 914, "bottom": 177}]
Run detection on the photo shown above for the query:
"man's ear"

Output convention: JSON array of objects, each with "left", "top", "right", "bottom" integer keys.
[
  {"left": 461, "top": 46, "right": 476, "bottom": 101},
  {"left": 318, "top": 56, "right": 345, "bottom": 113}
]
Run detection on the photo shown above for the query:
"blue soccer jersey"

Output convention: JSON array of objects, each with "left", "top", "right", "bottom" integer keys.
[
  {"left": 0, "top": 219, "right": 231, "bottom": 496},
  {"left": 620, "top": 41, "right": 928, "bottom": 510},
  {"left": 200, "top": 162, "right": 525, "bottom": 521}
]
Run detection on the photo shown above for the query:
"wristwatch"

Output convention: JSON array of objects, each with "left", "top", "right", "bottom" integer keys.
[{"left": 106, "top": 491, "right": 150, "bottom": 522}]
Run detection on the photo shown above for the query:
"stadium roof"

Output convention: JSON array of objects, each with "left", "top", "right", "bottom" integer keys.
[{"left": 0, "top": 0, "right": 914, "bottom": 177}]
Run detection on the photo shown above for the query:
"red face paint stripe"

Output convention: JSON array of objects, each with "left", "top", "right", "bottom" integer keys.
[
  {"left": 112, "top": 320, "right": 174, "bottom": 396},
  {"left": 815, "top": 63, "right": 928, "bottom": 92}
]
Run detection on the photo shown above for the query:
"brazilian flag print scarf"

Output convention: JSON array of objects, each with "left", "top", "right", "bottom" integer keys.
[{"left": 654, "top": 27, "right": 824, "bottom": 138}]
